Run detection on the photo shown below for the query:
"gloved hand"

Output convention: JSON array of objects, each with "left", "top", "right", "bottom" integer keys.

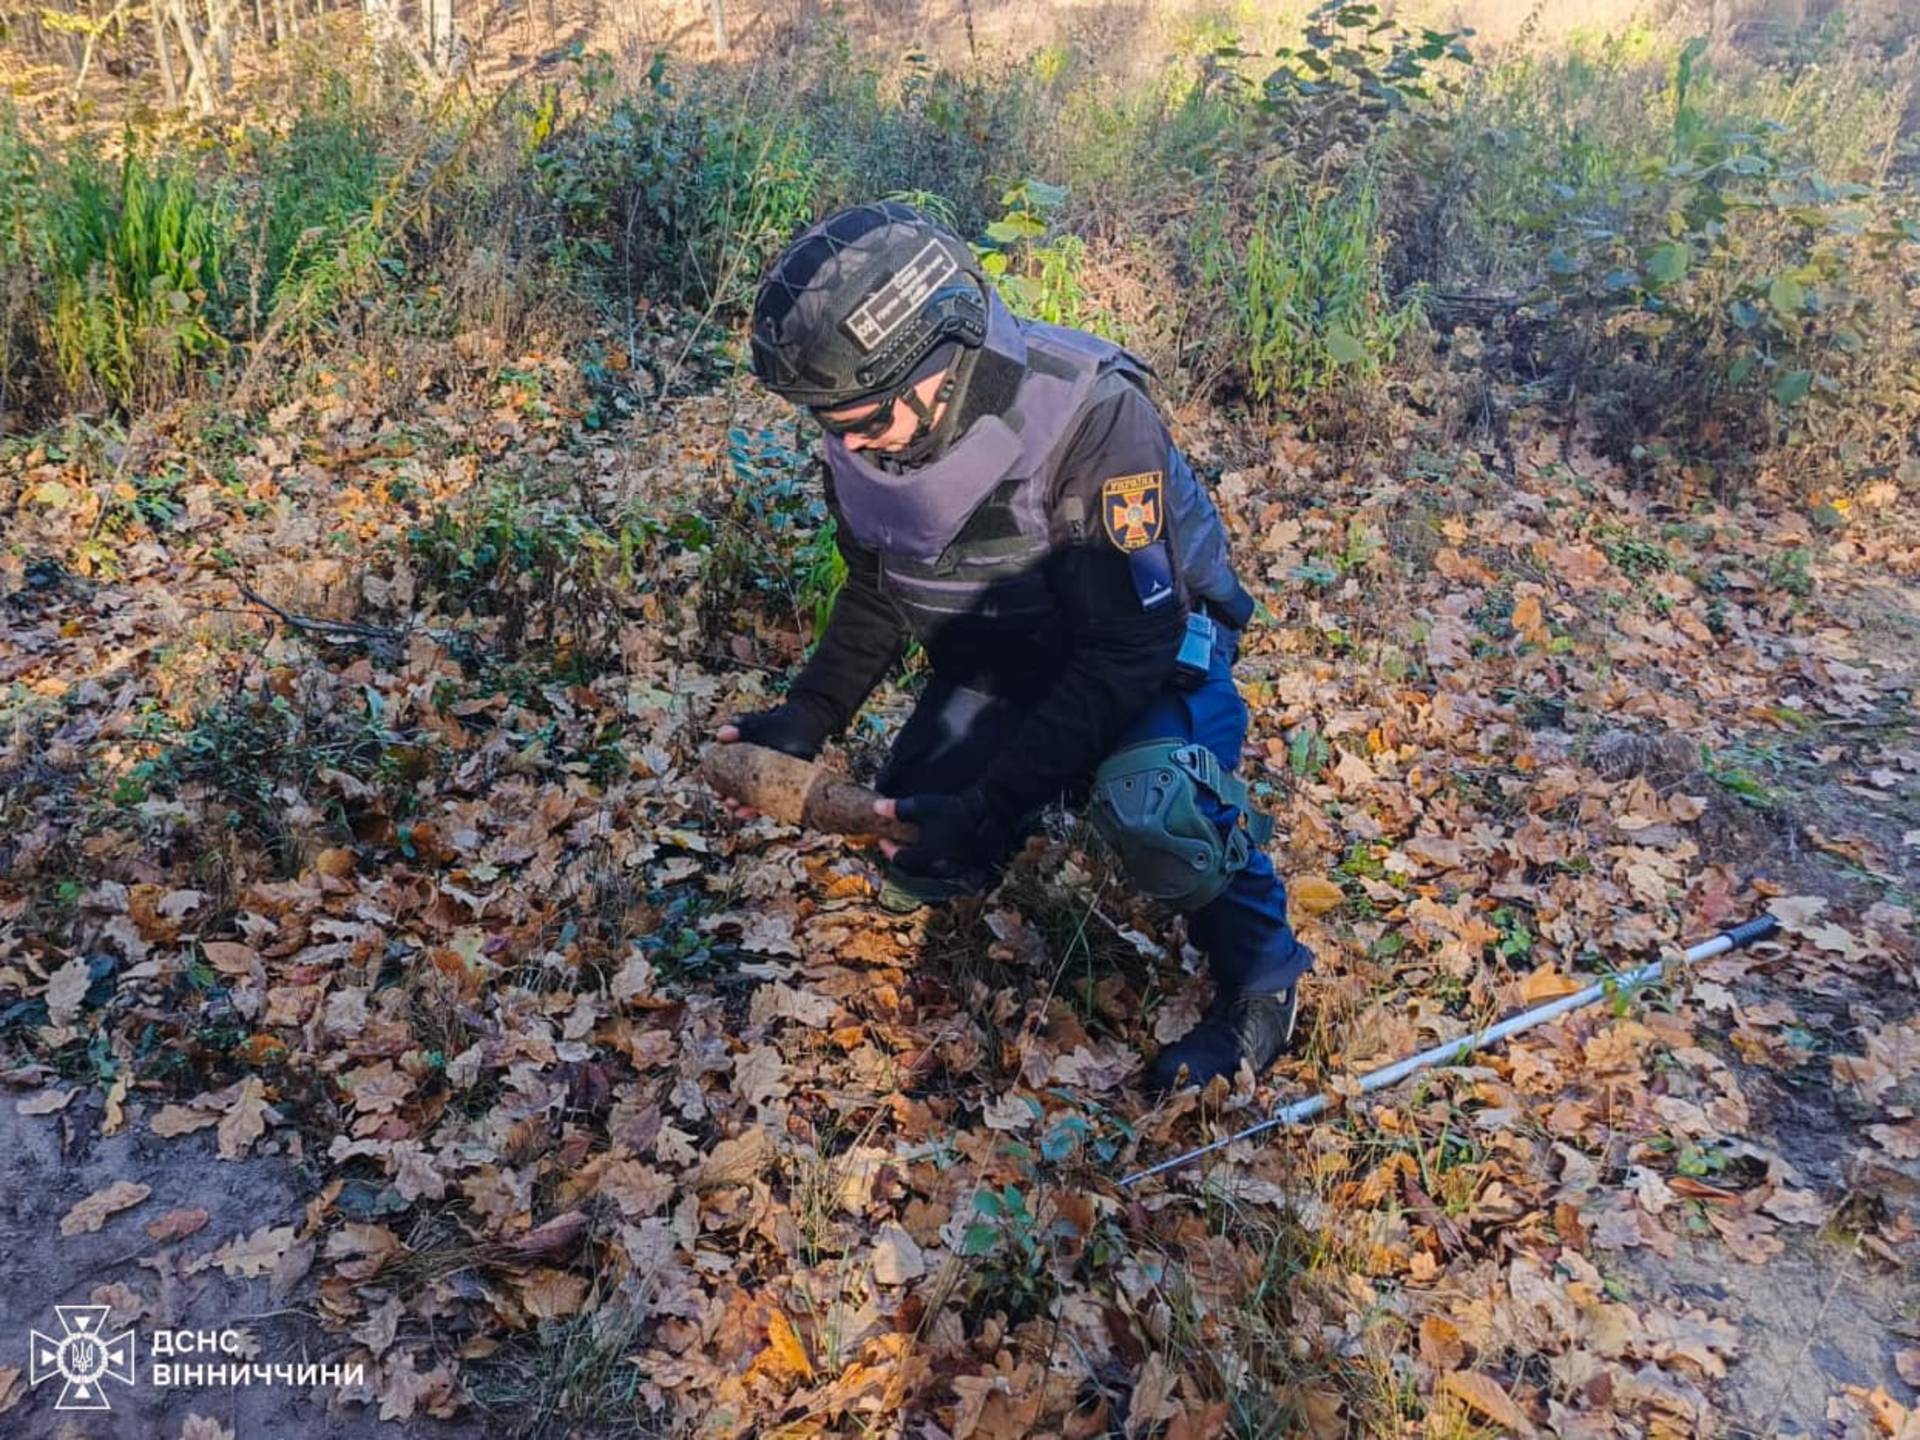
[
  {"left": 718, "top": 692, "right": 839, "bottom": 761},
  {"left": 881, "top": 789, "right": 1010, "bottom": 882}
]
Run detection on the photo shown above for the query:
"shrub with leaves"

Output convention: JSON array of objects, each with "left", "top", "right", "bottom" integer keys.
[
  {"left": 1524, "top": 37, "right": 1919, "bottom": 475},
  {"left": 1212, "top": 168, "right": 1423, "bottom": 402},
  {"left": 37, "top": 148, "right": 234, "bottom": 411}
]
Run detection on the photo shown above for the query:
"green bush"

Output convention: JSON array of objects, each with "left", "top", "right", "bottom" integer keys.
[
  {"left": 535, "top": 55, "right": 819, "bottom": 319},
  {"left": 40, "top": 148, "right": 234, "bottom": 410},
  {"left": 249, "top": 77, "right": 391, "bottom": 332},
  {"left": 975, "top": 180, "right": 1110, "bottom": 336},
  {"left": 1509, "top": 37, "right": 1919, "bottom": 476},
  {"left": 1, "top": 105, "right": 44, "bottom": 427},
  {"left": 1227, "top": 170, "right": 1423, "bottom": 402}
]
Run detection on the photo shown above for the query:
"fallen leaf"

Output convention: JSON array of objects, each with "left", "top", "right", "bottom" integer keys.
[
  {"left": 982, "top": 1092, "right": 1038, "bottom": 1131},
  {"left": 1869, "top": 1121, "right": 1920, "bottom": 1159},
  {"left": 101, "top": 1070, "right": 128, "bottom": 1135},
  {"left": 60, "top": 1180, "right": 151, "bottom": 1236},
  {"left": 146, "top": 1207, "right": 211, "bottom": 1242},
  {"left": 1419, "top": 1315, "right": 1466, "bottom": 1372},
  {"left": 871, "top": 1224, "right": 927, "bottom": 1285},
  {"left": 517, "top": 1267, "right": 588, "bottom": 1320},
  {"left": 1708, "top": 1210, "right": 1785, "bottom": 1264},
  {"left": 16, "top": 1088, "right": 77, "bottom": 1115},
  {"left": 211, "top": 1224, "right": 297, "bottom": 1277},
  {"left": 1511, "top": 593, "right": 1549, "bottom": 646},
  {"left": 1895, "top": 1349, "right": 1920, "bottom": 1387},
  {"left": 1519, "top": 964, "right": 1585, "bottom": 1003},
  {"left": 694, "top": 1127, "right": 775, "bottom": 1188},
  {"left": 200, "top": 941, "right": 259, "bottom": 976},
  {"left": 598, "top": 1159, "right": 674, "bottom": 1217},
  {"left": 0, "top": 1365, "right": 21, "bottom": 1415},
  {"left": 1441, "top": 1370, "right": 1536, "bottom": 1436},
  {"left": 45, "top": 956, "right": 91, "bottom": 1027},
  {"left": 179, "top": 1415, "right": 235, "bottom": 1440},
  {"left": 1766, "top": 895, "right": 1828, "bottom": 931},
  {"left": 152, "top": 1104, "right": 221, "bottom": 1137},
  {"left": 1129, "top": 1353, "right": 1182, "bottom": 1434},
  {"left": 217, "top": 1077, "right": 273, "bottom": 1159},
  {"left": 1291, "top": 877, "right": 1346, "bottom": 915},
  {"left": 762, "top": 1307, "right": 813, "bottom": 1383},
  {"left": 1760, "top": 1188, "right": 1828, "bottom": 1226}
]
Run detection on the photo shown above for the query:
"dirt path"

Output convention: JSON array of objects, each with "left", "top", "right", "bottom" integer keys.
[{"left": 0, "top": 1099, "right": 469, "bottom": 1438}]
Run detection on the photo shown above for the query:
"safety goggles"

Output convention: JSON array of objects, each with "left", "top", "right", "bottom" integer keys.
[{"left": 810, "top": 389, "right": 904, "bottom": 440}]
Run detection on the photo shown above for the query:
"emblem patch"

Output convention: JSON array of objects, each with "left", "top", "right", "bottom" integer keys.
[{"left": 1101, "top": 472, "right": 1165, "bottom": 552}]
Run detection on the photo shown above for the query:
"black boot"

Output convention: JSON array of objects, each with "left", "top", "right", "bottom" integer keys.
[{"left": 1148, "top": 985, "right": 1299, "bottom": 1094}]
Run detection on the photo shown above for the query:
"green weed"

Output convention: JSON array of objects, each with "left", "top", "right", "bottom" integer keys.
[{"left": 1238, "top": 170, "right": 1423, "bottom": 401}]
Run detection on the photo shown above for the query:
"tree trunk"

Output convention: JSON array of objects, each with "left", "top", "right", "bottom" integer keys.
[
  {"left": 150, "top": 0, "right": 180, "bottom": 106},
  {"left": 424, "top": 0, "right": 454, "bottom": 70},
  {"left": 201, "top": 0, "right": 232, "bottom": 93},
  {"left": 168, "top": 0, "right": 216, "bottom": 111}
]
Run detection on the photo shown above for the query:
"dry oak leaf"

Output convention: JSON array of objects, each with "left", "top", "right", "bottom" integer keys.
[
  {"left": 748, "top": 982, "right": 838, "bottom": 1030},
  {"left": 17, "top": 1088, "right": 77, "bottom": 1115},
  {"left": 760, "top": 1307, "right": 813, "bottom": 1384},
  {"left": 212, "top": 1224, "right": 297, "bottom": 1278},
  {"left": 146, "top": 1207, "right": 211, "bottom": 1242},
  {"left": 598, "top": 1159, "right": 675, "bottom": 1218},
  {"left": 1760, "top": 1187, "right": 1829, "bottom": 1226},
  {"left": 1291, "top": 877, "right": 1346, "bottom": 916},
  {"left": 952, "top": 1357, "right": 1047, "bottom": 1440},
  {"left": 217, "top": 1077, "right": 275, "bottom": 1159},
  {"left": 199, "top": 941, "right": 259, "bottom": 977},
  {"left": 733, "top": 1044, "right": 790, "bottom": 1111},
  {"left": 60, "top": 1180, "right": 151, "bottom": 1236},
  {"left": 1518, "top": 963, "right": 1585, "bottom": 1004},
  {"left": 1869, "top": 1122, "right": 1920, "bottom": 1160},
  {"left": 517, "top": 1267, "right": 589, "bottom": 1321},
  {"left": 376, "top": 1351, "right": 436, "bottom": 1423},
  {"left": 1441, "top": 1371, "right": 1537, "bottom": 1437},
  {"left": 1708, "top": 1209, "right": 1785, "bottom": 1264},
  {"left": 1511, "top": 594, "right": 1550, "bottom": 646},
  {"left": 981, "top": 1092, "right": 1039, "bottom": 1132},
  {"left": 1419, "top": 1315, "right": 1467, "bottom": 1372},
  {"left": 871, "top": 1224, "right": 927, "bottom": 1285},
  {"left": 694, "top": 1127, "right": 776, "bottom": 1189},
  {"left": 0, "top": 1366, "right": 22, "bottom": 1415},
  {"left": 341, "top": 1060, "right": 414, "bottom": 1115},
  {"left": 179, "top": 1416, "right": 235, "bottom": 1440},
  {"left": 151, "top": 1103, "right": 221, "bottom": 1138},
  {"left": 1128, "top": 1352, "right": 1183, "bottom": 1435},
  {"left": 44, "top": 956, "right": 91, "bottom": 1027}
]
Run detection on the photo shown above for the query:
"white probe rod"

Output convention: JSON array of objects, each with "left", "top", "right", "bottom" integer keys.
[{"left": 1118, "top": 923, "right": 1769, "bottom": 1188}]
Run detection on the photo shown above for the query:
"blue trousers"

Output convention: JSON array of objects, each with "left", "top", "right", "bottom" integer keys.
[{"left": 874, "top": 639, "right": 1313, "bottom": 995}]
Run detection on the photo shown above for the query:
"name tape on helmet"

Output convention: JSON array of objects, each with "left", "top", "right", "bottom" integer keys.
[{"left": 843, "top": 240, "right": 960, "bottom": 353}]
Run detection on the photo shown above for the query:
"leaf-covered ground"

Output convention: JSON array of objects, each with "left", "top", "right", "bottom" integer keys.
[{"left": 2, "top": 341, "right": 1916, "bottom": 1438}]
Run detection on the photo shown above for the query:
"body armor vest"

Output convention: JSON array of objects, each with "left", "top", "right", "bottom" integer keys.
[{"left": 824, "top": 294, "right": 1243, "bottom": 643}]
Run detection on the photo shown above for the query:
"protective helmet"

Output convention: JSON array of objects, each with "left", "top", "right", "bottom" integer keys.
[{"left": 749, "top": 202, "right": 989, "bottom": 409}]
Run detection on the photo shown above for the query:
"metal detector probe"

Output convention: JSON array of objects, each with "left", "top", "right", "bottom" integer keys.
[{"left": 1119, "top": 914, "right": 1782, "bottom": 1188}]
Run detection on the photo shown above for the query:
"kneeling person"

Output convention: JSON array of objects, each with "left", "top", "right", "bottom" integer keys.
[{"left": 718, "top": 202, "right": 1314, "bottom": 1091}]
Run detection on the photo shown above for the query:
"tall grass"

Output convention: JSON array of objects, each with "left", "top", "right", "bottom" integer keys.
[
  {"left": 0, "top": 11, "right": 1912, "bottom": 492},
  {"left": 1236, "top": 171, "right": 1424, "bottom": 401},
  {"left": 38, "top": 150, "right": 234, "bottom": 411}
]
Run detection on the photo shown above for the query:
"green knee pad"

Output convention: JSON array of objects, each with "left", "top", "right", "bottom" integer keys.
[{"left": 1088, "top": 739, "right": 1273, "bottom": 911}]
